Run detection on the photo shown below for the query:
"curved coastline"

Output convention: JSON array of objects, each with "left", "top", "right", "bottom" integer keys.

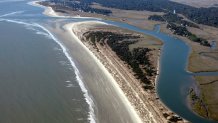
[
  {"left": 0, "top": 18, "right": 96, "bottom": 123},
  {"left": 1, "top": 2, "right": 97, "bottom": 123},
  {"left": 32, "top": 2, "right": 149, "bottom": 122},
  {"left": 34, "top": 24, "right": 97, "bottom": 123},
  {"left": 33, "top": 2, "right": 166, "bottom": 122},
  {"left": 63, "top": 21, "right": 144, "bottom": 123}
]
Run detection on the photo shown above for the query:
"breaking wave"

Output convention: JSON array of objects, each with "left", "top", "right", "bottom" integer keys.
[
  {"left": 0, "top": 19, "right": 96, "bottom": 123},
  {"left": 0, "top": 11, "right": 24, "bottom": 17}
]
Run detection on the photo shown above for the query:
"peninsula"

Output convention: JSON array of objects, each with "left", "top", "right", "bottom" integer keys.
[{"left": 38, "top": 0, "right": 218, "bottom": 122}]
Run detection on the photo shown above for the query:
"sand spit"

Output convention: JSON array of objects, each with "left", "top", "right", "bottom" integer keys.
[
  {"left": 70, "top": 21, "right": 158, "bottom": 123},
  {"left": 68, "top": 21, "right": 188, "bottom": 123},
  {"left": 63, "top": 22, "right": 144, "bottom": 123}
]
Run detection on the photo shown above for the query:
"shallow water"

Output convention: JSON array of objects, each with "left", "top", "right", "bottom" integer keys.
[{"left": 0, "top": 1, "right": 89, "bottom": 122}]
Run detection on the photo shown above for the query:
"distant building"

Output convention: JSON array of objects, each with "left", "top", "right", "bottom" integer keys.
[
  {"left": 173, "top": 9, "right": 176, "bottom": 14},
  {"left": 211, "top": 41, "right": 216, "bottom": 49}
]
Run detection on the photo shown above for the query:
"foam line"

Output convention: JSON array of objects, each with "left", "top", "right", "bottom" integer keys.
[
  {"left": 0, "top": 11, "right": 24, "bottom": 17},
  {"left": 0, "top": 0, "right": 25, "bottom": 3},
  {"left": 34, "top": 23, "right": 96, "bottom": 123},
  {"left": 0, "top": 19, "right": 96, "bottom": 123},
  {"left": 1, "top": 19, "right": 33, "bottom": 26}
]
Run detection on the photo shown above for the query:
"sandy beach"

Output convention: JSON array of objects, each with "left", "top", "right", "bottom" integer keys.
[
  {"left": 68, "top": 21, "right": 189, "bottom": 123},
  {"left": 38, "top": 21, "right": 145, "bottom": 123},
  {"left": 43, "top": 22, "right": 144, "bottom": 123},
  {"left": 29, "top": 1, "right": 58, "bottom": 17},
  {"left": 68, "top": 21, "right": 163, "bottom": 122},
  {"left": 64, "top": 22, "right": 145, "bottom": 123}
]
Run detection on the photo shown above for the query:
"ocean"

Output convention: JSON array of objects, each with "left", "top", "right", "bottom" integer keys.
[{"left": 0, "top": 1, "right": 90, "bottom": 123}]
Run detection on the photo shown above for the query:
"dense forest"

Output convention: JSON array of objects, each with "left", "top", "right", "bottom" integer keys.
[
  {"left": 167, "top": 23, "right": 211, "bottom": 47},
  {"left": 83, "top": 31, "right": 156, "bottom": 89},
  {"left": 149, "top": 13, "right": 199, "bottom": 28},
  {"left": 43, "top": 0, "right": 112, "bottom": 15},
  {"left": 49, "top": 0, "right": 218, "bottom": 27},
  {"left": 148, "top": 12, "right": 210, "bottom": 47}
]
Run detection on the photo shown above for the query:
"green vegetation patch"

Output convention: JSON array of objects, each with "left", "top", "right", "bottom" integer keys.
[
  {"left": 166, "top": 23, "right": 210, "bottom": 47},
  {"left": 189, "top": 88, "right": 209, "bottom": 118},
  {"left": 194, "top": 76, "right": 218, "bottom": 120},
  {"left": 83, "top": 31, "right": 159, "bottom": 89}
]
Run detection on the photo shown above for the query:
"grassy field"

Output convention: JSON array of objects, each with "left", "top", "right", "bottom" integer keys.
[
  {"left": 195, "top": 76, "right": 218, "bottom": 120},
  {"left": 128, "top": 35, "right": 162, "bottom": 51},
  {"left": 90, "top": 3, "right": 165, "bottom": 30}
]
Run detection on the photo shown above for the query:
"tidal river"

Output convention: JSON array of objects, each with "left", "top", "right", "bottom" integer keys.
[{"left": 0, "top": 0, "right": 216, "bottom": 123}]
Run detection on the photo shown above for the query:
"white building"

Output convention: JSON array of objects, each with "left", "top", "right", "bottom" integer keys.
[
  {"left": 211, "top": 41, "right": 216, "bottom": 49},
  {"left": 173, "top": 9, "right": 176, "bottom": 14}
]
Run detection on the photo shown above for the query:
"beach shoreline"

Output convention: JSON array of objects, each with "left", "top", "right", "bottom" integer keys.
[
  {"left": 67, "top": 21, "right": 159, "bottom": 123},
  {"left": 63, "top": 22, "right": 145, "bottom": 123},
  {"left": 31, "top": 1, "right": 145, "bottom": 122},
  {"left": 67, "top": 21, "right": 188, "bottom": 123},
  {"left": 28, "top": 1, "right": 58, "bottom": 17}
]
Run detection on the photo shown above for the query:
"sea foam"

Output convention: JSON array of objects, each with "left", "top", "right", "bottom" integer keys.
[
  {"left": 0, "top": 19, "right": 96, "bottom": 123},
  {"left": 0, "top": 0, "right": 25, "bottom": 3},
  {"left": 35, "top": 23, "right": 96, "bottom": 123},
  {"left": 0, "top": 11, "right": 24, "bottom": 17}
]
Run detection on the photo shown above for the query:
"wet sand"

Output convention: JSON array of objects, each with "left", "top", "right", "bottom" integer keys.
[
  {"left": 32, "top": 1, "right": 145, "bottom": 122},
  {"left": 69, "top": 21, "right": 163, "bottom": 123},
  {"left": 44, "top": 22, "right": 143, "bottom": 123},
  {"left": 3, "top": 2, "right": 144, "bottom": 122}
]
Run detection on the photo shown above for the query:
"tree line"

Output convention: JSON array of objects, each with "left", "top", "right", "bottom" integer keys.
[
  {"left": 49, "top": 0, "right": 218, "bottom": 27},
  {"left": 83, "top": 31, "right": 156, "bottom": 90}
]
